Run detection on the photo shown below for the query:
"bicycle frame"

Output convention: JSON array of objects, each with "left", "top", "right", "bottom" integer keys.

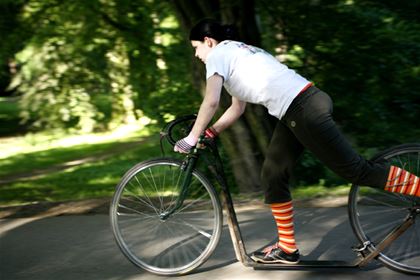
[
  {"left": 159, "top": 153, "right": 198, "bottom": 220},
  {"left": 176, "top": 139, "right": 418, "bottom": 271}
]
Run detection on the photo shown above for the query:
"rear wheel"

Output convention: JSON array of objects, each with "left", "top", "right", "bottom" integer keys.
[
  {"left": 348, "top": 144, "right": 420, "bottom": 275},
  {"left": 110, "top": 158, "right": 222, "bottom": 275}
]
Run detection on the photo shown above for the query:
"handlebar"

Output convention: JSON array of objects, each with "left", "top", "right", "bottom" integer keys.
[
  {"left": 160, "top": 114, "right": 217, "bottom": 155},
  {"left": 160, "top": 115, "right": 197, "bottom": 147},
  {"left": 160, "top": 114, "right": 227, "bottom": 190}
]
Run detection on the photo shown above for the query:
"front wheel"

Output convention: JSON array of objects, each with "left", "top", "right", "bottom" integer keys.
[
  {"left": 348, "top": 143, "right": 420, "bottom": 275},
  {"left": 110, "top": 158, "right": 223, "bottom": 275}
]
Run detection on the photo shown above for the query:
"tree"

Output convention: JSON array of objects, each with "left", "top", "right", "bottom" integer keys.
[
  {"left": 4, "top": 0, "right": 418, "bottom": 190},
  {"left": 9, "top": 0, "right": 199, "bottom": 132},
  {"left": 258, "top": 0, "right": 420, "bottom": 149},
  {"left": 0, "top": 0, "right": 28, "bottom": 97}
]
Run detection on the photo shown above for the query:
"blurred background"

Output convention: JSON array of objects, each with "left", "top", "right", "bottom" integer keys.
[{"left": 0, "top": 0, "right": 419, "bottom": 207}]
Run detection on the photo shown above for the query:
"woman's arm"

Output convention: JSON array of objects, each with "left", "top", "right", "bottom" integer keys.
[
  {"left": 189, "top": 74, "right": 224, "bottom": 138},
  {"left": 174, "top": 74, "right": 247, "bottom": 153},
  {"left": 211, "top": 96, "right": 246, "bottom": 134},
  {"left": 174, "top": 74, "right": 223, "bottom": 153}
]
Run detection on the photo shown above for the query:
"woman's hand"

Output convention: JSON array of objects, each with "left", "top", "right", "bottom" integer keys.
[{"left": 174, "top": 134, "right": 198, "bottom": 153}]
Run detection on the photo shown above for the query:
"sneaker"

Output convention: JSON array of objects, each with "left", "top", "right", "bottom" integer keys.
[{"left": 251, "top": 243, "right": 300, "bottom": 264}]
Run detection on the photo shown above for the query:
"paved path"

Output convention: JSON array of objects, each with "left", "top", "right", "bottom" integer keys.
[{"left": 0, "top": 206, "right": 417, "bottom": 280}]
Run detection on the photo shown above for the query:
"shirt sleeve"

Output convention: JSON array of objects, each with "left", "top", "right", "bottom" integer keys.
[{"left": 205, "top": 49, "right": 230, "bottom": 81}]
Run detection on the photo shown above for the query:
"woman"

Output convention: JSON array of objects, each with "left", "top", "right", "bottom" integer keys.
[{"left": 174, "top": 19, "right": 420, "bottom": 264}]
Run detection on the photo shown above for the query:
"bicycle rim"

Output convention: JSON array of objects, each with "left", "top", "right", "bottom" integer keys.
[
  {"left": 349, "top": 144, "right": 420, "bottom": 275},
  {"left": 110, "top": 158, "right": 222, "bottom": 275}
]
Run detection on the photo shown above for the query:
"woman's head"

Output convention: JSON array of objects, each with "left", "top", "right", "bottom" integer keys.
[
  {"left": 189, "top": 19, "right": 237, "bottom": 42},
  {"left": 189, "top": 19, "right": 238, "bottom": 63}
]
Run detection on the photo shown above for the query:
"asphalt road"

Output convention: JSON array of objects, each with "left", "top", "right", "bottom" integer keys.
[{"left": 1, "top": 205, "right": 418, "bottom": 280}]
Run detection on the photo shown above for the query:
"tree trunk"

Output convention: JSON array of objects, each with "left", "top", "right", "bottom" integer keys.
[{"left": 172, "top": 0, "right": 275, "bottom": 192}]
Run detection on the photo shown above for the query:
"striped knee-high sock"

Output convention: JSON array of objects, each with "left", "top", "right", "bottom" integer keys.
[
  {"left": 271, "top": 201, "right": 297, "bottom": 254},
  {"left": 385, "top": 166, "right": 420, "bottom": 196}
]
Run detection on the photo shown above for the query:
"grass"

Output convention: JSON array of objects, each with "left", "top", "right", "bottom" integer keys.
[
  {"left": 0, "top": 97, "right": 355, "bottom": 207},
  {"left": 0, "top": 121, "right": 352, "bottom": 206},
  {"left": 0, "top": 138, "right": 162, "bottom": 205},
  {"left": 293, "top": 184, "right": 351, "bottom": 199},
  {"left": 0, "top": 124, "right": 165, "bottom": 206},
  {"left": 2, "top": 137, "right": 137, "bottom": 178}
]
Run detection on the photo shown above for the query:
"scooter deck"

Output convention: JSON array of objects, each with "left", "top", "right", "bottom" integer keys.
[{"left": 250, "top": 259, "right": 359, "bottom": 270}]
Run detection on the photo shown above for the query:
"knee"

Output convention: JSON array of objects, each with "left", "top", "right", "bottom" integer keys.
[{"left": 261, "top": 158, "right": 290, "bottom": 185}]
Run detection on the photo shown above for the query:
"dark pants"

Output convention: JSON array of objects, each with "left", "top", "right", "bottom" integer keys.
[{"left": 261, "top": 86, "right": 389, "bottom": 204}]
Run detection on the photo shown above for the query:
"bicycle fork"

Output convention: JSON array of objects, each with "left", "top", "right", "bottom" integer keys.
[{"left": 159, "top": 154, "right": 198, "bottom": 220}]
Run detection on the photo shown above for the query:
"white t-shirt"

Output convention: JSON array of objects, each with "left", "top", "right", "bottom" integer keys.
[{"left": 206, "top": 40, "right": 310, "bottom": 119}]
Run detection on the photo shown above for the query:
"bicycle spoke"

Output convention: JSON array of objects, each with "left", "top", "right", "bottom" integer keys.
[
  {"left": 162, "top": 220, "right": 208, "bottom": 264},
  {"left": 349, "top": 144, "right": 420, "bottom": 275},
  {"left": 110, "top": 159, "right": 222, "bottom": 275},
  {"left": 165, "top": 218, "right": 213, "bottom": 239},
  {"left": 357, "top": 207, "right": 406, "bottom": 217},
  {"left": 161, "top": 222, "right": 194, "bottom": 267},
  {"left": 131, "top": 176, "right": 160, "bottom": 216},
  {"left": 162, "top": 165, "right": 184, "bottom": 213},
  {"left": 119, "top": 194, "right": 157, "bottom": 213},
  {"left": 118, "top": 203, "right": 157, "bottom": 218},
  {"left": 172, "top": 193, "right": 211, "bottom": 217},
  {"left": 147, "top": 167, "right": 165, "bottom": 212}
]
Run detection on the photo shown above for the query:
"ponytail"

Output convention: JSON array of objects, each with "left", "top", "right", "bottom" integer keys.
[{"left": 189, "top": 19, "right": 239, "bottom": 42}]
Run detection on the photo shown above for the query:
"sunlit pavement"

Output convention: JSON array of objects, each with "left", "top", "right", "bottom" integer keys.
[{"left": 0, "top": 207, "right": 416, "bottom": 280}]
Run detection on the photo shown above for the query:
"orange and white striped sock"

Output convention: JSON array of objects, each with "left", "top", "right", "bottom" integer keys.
[
  {"left": 271, "top": 201, "right": 297, "bottom": 254},
  {"left": 385, "top": 166, "right": 420, "bottom": 196}
]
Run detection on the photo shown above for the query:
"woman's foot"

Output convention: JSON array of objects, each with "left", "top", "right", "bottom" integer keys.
[{"left": 250, "top": 243, "right": 300, "bottom": 264}]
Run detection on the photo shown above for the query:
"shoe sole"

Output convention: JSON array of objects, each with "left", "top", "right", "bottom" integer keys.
[{"left": 250, "top": 255, "right": 300, "bottom": 265}]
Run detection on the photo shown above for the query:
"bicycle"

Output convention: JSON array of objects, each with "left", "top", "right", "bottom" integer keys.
[{"left": 110, "top": 115, "right": 420, "bottom": 276}]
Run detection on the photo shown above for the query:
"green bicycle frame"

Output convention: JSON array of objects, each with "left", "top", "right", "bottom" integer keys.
[{"left": 158, "top": 146, "right": 200, "bottom": 220}]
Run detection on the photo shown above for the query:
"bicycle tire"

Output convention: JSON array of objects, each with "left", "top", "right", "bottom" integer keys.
[
  {"left": 348, "top": 143, "right": 420, "bottom": 275},
  {"left": 110, "top": 158, "right": 223, "bottom": 275}
]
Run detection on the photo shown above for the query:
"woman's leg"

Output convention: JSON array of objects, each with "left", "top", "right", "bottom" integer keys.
[
  {"left": 286, "top": 87, "right": 420, "bottom": 196},
  {"left": 283, "top": 87, "right": 390, "bottom": 188},
  {"left": 385, "top": 166, "right": 420, "bottom": 196},
  {"left": 254, "top": 121, "right": 302, "bottom": 263},
  {"left": 261, "top": 120, "right": 304, "bottom": 204}
]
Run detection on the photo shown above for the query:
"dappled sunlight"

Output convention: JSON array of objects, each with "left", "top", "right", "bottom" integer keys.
[
  {"left": 88, "top": 175, "right": 119, "bottom": 185},
  {"left": 0, "top": 120, "right": 154, "bottom": 160},
  {"left": 0, "top": 133, "right": 162, "bottom": 205},
  {"left": 293, "top": 184, "right": 351, "bottom": 200}
]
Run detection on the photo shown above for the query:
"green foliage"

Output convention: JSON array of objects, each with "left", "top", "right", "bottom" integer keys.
[
  {"left": 9, "top": 0, "right": 417, "bottom": 141},
  {"left": 257, "top": 0, "right": 420, "bottom": 185},
  {"left": 258, "top": 0, "right": 420, "bottom": 149},
  {"left": 1, "top": 0, "right": 419, "bottom": 195},
  {"left": 0, "top": 97, "right": 24, "bottom": 135},
  {"left": 7, "top": 0, "right": 200, "bottom": 132}
]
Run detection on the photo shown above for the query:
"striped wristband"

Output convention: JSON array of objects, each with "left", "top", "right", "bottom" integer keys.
[{"left": 175, "top": 138, "right": 194, "bottom": 153}]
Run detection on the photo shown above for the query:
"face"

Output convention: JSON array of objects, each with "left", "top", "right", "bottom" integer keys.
[{"left": 191, "top": 37, "right": 216, "bottom": 64}]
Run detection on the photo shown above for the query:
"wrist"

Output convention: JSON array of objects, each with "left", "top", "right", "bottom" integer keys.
[
  {"left": 185, "top": 133, "right": 198, "bottom": 146},
  {"left": 205, "top": 126, "right": 219, "bottom": 138}
]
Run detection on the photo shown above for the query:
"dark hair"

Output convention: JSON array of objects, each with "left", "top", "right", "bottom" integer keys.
[{"left": 189, "top": 18, "right": 238, "bottom": 42}]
